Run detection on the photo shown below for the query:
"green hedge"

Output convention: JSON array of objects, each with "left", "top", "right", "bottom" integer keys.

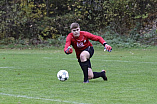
[{"left": 0, "top": 0, "right": 156, "bottom": 45}]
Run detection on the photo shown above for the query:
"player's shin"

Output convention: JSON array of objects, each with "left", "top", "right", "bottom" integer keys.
[
  {"left": 93, "top": 71, "right": 107, "bottom": 81},
  {"left": 81, "top": 61, "right": 89, "bottom": 82},
  {"left": 93, "top": 72, "right": 103, "bottom": 79}
]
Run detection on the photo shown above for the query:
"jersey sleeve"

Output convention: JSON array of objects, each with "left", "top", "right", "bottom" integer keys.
[
  {"left": 64, "top": 34, "right": 72, "bottom": 52},
  {"left": 84, "top": 31, "right": 106, "bottom": 45}
]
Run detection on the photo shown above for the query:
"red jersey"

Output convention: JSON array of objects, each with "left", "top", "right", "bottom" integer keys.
[{"left": 64, "top": 31, "right": 106, "bottom": 59}]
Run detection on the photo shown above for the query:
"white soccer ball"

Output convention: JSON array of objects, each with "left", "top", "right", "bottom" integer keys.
[{"left": 57, "top": 70, "right": 69, "bottom": 81}]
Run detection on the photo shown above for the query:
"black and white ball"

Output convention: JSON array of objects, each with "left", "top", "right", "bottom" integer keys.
[{"left": 57, "top": 70, "right": 69, "bottom": 81}]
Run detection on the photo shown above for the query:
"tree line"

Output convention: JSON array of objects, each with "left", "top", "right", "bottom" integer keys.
[{"left": 0, "top": 0, "right": 156, "bottom": 44}]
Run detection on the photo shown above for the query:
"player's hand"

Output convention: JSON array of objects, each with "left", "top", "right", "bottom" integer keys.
[
  {"left": 65, "top": 46, "right": 73, "bottom": 54},
  {"left": 104, "top": 44, "right": 112, "bottom": 52}
]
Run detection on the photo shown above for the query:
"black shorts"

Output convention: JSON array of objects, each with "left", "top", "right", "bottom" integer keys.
[
  {"left": 84, "top": 46, "right": 94, "bottom": 58},
  {"left": 78, "top": 46, "right": 94, "bottom": 68}
]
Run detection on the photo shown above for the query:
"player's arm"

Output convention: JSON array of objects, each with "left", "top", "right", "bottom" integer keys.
[
  {"left": 64, "top": 34, "right": 73, "bottom": 54},
  {"left": 85, "top": 31, "right": 112, "bottom": 52}
]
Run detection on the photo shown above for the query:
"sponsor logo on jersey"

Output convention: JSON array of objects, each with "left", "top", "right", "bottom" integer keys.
[{"left": 77, "top": 42, "right": 85, "bottom": 48}]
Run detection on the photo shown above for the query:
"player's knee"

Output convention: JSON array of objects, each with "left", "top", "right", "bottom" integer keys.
[
  {"left": 88, "top": 75, "right": 93, "bottom": 79},
  {"left": 80, "top": 54, "right": 87, "bottom": 62},
  {"left": 88, "top": 68, "right": 94, "bottom": 79},
  {"left": 80, "top": 51, "right": 90, "bottom": 62}
]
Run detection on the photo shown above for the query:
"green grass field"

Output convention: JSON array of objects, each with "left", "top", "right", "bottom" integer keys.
[{"left": 0, "top": 47, "right": 157, "bottom": 104}]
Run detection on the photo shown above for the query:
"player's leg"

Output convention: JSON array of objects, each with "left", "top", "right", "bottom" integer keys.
[
  {"left": 79, "top": 58, "right": 106, "bottom": 80},
  {"left": 79, "top": 51, "right": 90, "bottom": 83},
  {"left": 79, "top": 46, "right": 94, "bottom": 83},
  {"left": 80, "top": 51, "right": 90, "bottom": 62},
  {"left": 79, "top": 53, "right": 107, "bottom": 81},
  {"left": 88, "top": 68, "right": 94, "bottom": 79},
  {"left": 93, "top": 70, "right": 107, "bottom": 81},
  {"left": 88, "top": 67, "right": 107, "bottom": 81},
  {"left": 82, "top": 53, "right": 107, "bottom": 80},
  {"left": 79, "top": 46, "right": 107, "bottom": 83}
]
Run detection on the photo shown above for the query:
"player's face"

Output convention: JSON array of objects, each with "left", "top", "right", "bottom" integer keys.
[{"left": 71, "top": 27, "right": 80, "bottom": 38}]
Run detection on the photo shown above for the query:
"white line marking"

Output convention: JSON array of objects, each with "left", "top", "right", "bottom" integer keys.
[
  {"left": 43, "top": 57, "right": 53, "bottom": 59},
  {"left": 101, "top": 60, "right": 157, "bottom": 64},
  {"left": 62, "top": 58, "right": 157, "bottom": 64},
  {"left": 0, "top": 93, "right": 90, "bottom": 104},
  {"left": 0, "top": 67, "right": 14, "bottom": 68}
]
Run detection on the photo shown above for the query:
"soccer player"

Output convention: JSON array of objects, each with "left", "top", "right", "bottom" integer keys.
[{"left": 64, "top": 23, "right": 112, "bottom": 83}]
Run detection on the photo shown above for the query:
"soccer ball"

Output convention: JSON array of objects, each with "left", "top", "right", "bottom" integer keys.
[{"left": 57, "top": 70, "right": 69, "bottom": 81}]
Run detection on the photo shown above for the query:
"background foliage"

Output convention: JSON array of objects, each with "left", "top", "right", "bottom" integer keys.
[{"left": 0, "top": 0, "right": 157, "bottom": 46}]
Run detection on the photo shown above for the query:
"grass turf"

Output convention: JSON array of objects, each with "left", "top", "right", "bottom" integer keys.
[{"left": 0, "top": 47, "right": 157, "bottom": 104}]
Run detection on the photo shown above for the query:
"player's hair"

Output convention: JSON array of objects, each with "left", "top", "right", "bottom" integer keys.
[{"left": 70, "top": 23, "right": 80, "bottom": 29}]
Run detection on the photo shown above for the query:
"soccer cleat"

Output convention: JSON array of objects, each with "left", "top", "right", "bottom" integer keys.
[
  {"left": 101, "top": 70, "right": 107, "bottom": 81},
  {"left": 83, "top": 80, "right": 89, "bottom": 83}
]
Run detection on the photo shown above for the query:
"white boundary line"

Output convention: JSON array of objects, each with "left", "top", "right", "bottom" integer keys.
[
  {"left": 101, "top": 60, "right": 157, "bottom": 64},
  {"left": 0, "top": 67, "right": 14, "bottom": 68},
  {"left": 62, "top": 58, "right": 157, "bottom": 64},
  {"left": 0, "top": 93, "right": 90, "bottom": 104}
]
